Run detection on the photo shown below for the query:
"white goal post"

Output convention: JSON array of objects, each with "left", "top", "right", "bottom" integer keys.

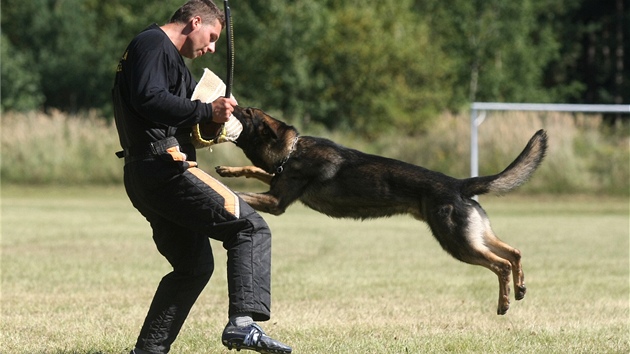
[{"left": 469, "top": 102, "right": 630, "bottom": 178}]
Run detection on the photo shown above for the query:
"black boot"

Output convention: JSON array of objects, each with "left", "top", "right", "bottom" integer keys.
[{"left": 222, "top": 322, "right": 292, "bottom": 354}]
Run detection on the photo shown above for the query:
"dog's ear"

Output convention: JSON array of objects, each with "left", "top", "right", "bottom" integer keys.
[
  {"left": 261, "top": 120, "right": 279, "bottom": 140},
  {"left": 250, "top": 109, "right": 280, "bottom": 140}
]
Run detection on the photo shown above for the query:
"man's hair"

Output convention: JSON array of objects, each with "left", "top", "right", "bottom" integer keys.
[{"left": 169, "top": 0, "right": 225, "bottom": 28}]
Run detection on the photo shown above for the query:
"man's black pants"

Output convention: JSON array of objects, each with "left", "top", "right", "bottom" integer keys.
[{"left": 124, "top": 159, "right": 272, "bottom": 353}]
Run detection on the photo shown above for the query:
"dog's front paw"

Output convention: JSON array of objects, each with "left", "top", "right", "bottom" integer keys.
[{"left": 215, "top": 166, "right": 242, "bottom": 177}]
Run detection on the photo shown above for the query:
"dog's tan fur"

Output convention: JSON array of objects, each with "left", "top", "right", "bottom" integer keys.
[{"left": 214, "top": 106, "right": 548, "bottom": 315}]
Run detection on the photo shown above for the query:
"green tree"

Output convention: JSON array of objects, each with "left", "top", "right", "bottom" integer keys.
[
  {"left": 415, "top": 0, "right": 563, "bottom": 106},
  {"left": 3, "top": 0, "right": 105, "bottom": 112},
  {"left": 2, "top": 0, "right": 624, "bottom": 133},
  {"left": 193, "top": 0, "right": 454, "bottom": 136},
  {"left": 1, "top": 0, "right": 180, "bottom": 114},
  {"left": 541, "top": 0, "right": 629, "bottom": 107},
  {"left": 191, "top": 1, "right": 333, "bottom": 125},
  {"left": 1, "top": 33, "right": 45, "bottom": 112},
  {"left": 315, "top": 0, "right": 454, "bottom": 135}
]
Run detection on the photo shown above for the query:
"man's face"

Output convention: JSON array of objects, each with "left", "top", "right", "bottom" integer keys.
[{"left": 182, "top": 17, "right": 222, "bottom": 59}]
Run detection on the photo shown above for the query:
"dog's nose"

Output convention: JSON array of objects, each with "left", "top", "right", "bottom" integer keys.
[
  {"left": 244, "top": 108, "right": 255, "bottom": 117},
  {"left": 231, "top": 106, "right": 245, "bottom": 117}
]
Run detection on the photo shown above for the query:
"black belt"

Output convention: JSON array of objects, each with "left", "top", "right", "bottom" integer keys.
[
  {"left": 116, "top": 134, "right": 191, "bottom": 164},
  {"left": 119, "top": 150, "right": 156, "bottom": 164}
]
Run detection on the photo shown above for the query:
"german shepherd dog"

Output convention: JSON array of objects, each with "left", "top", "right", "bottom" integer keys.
[{"left": 213, "top": 106, "right": 548, "bottom": 315}]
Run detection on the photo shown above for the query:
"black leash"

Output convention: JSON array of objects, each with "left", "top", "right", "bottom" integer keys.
[{"left": 223, "top": 0, "right": 234, "bottom": 98}]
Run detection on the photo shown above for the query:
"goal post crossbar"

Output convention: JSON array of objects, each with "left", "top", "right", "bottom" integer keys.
[{"left": 469, "top": 102, "right": 630, "bottom": 178}]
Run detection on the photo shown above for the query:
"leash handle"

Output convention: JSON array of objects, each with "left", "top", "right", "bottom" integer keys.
[{"left": 224, "top": 0, "right": 234, "bottom": 98}]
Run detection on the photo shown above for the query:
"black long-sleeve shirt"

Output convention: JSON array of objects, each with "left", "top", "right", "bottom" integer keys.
[{"left": 113, "top": 24, "right": 213, "bottom": 153}]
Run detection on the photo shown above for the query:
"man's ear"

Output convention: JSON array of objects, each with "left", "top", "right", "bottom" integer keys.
[{"left": 191, "top": 16, "right": 202, "bottom": 30}]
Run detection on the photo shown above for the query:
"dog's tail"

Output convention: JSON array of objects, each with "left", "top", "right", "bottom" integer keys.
[{"left": 461, "top": 129, "right": 548, "bottom": 198}]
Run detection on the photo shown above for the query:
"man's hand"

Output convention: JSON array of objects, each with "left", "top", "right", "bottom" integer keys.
[{"left": 211, "top": 97, "right": 238, "bottom": 123}]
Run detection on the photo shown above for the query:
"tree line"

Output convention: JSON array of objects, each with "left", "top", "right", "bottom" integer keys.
[{"left": 2, "top": 0, "right": 627, "bottom": 136}]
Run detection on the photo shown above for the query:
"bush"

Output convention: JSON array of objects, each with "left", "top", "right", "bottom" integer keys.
[
  {"left": 1, "top": 110, "right": 122, "bottom": 184},
  {"left": 1, "top": 110, "right": 628, "bottom": 195}
]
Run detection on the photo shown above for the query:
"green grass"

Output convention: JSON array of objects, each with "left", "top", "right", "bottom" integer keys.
[{"left": 1, "top": 186, "right": 628, "bottom": 353}]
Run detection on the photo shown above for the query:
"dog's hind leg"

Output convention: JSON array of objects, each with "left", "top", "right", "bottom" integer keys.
[
  {"left": 460, "top": 206, "right": 515, "bottom": 315},
  {"left": 484, "top": 236, "right": 526, "bottom": 301},
  {"left": 474, "top": 249, "right": 514, "bottom": 315},
  {"left": 427, "top": 204, "right": 514, "bottom": 315},
  {"left": 469, "top": 203, "right": 526, "bottom": 301}
]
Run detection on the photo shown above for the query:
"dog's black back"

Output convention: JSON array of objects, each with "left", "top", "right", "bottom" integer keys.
[{"left": 289, "top": 136, "right": 461, "bottom": 220}]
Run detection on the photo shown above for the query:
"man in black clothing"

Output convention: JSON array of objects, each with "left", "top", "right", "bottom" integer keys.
[{"left": 111, "top": 1, "right": 291, "bottom": 353}]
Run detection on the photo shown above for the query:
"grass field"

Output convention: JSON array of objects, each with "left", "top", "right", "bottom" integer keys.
[{"left": 1, "top": 186, "right": 628, "bottom": 353}]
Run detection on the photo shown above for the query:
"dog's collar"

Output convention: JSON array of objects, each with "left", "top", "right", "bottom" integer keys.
[{"left": 275, "top": 136, "right": 299, "bottom": 174}]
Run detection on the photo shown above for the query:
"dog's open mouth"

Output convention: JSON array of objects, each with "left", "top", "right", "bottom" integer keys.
[{"left": 195, "top": 117, "right": 243, "bottom": 146}]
